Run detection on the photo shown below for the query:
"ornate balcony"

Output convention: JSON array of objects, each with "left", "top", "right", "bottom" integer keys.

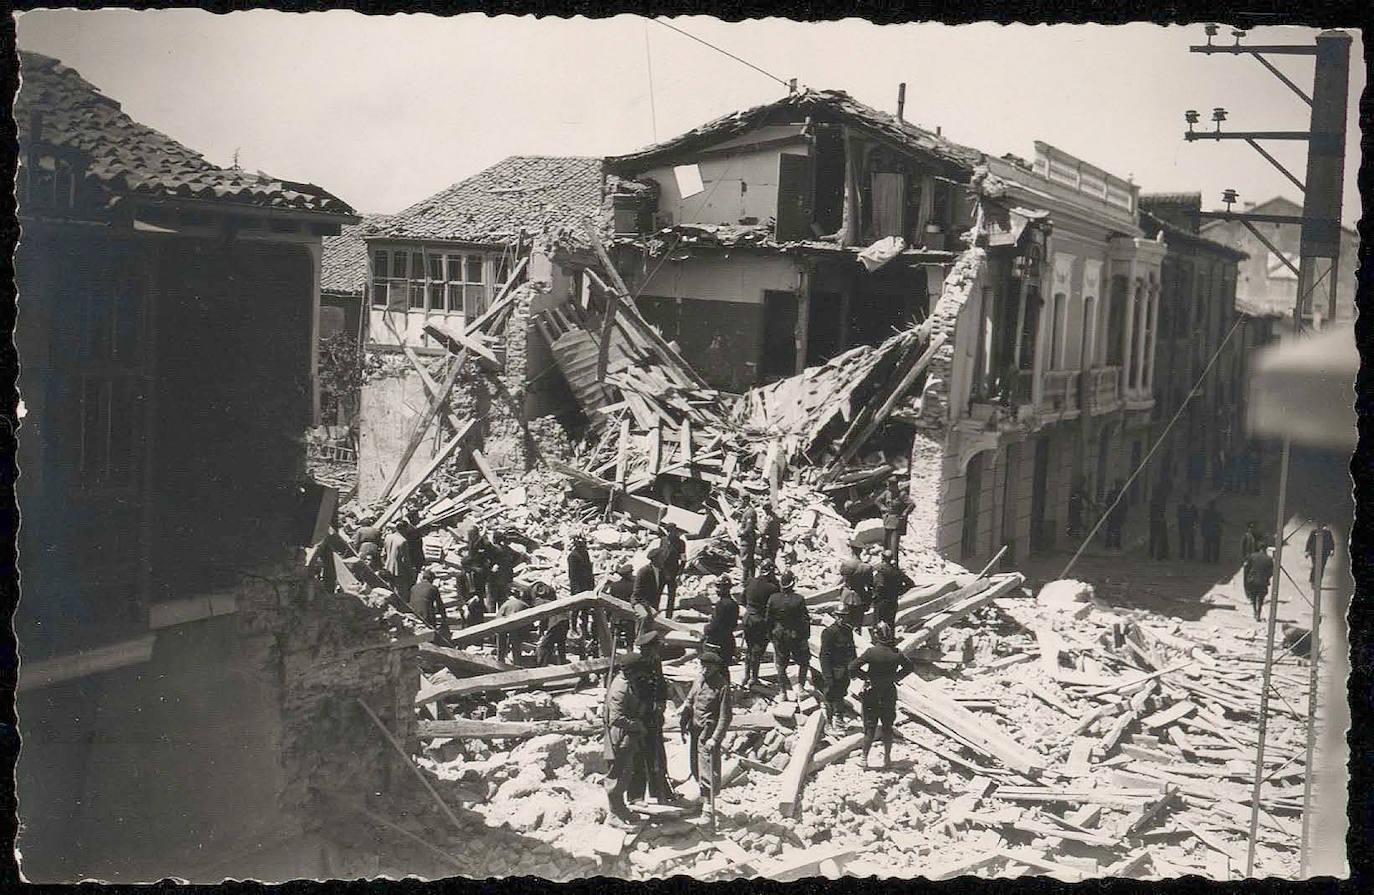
[
  {"left": 1039, "top": 369, "right": 1081, "bottom": 416},
  {"left": 1081, "top": 366, "right": 1122, "bottom": 413}
]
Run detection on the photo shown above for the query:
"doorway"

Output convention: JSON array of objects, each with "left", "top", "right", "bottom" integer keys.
[
  {"left": 760, "top": 290, "right": 799, "bottom": 382},
  {"left": 806, "top": 290, "right": 843, "bottom": 366}
]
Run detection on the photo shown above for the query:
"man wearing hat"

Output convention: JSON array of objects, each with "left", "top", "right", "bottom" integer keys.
[
  {"left": 533, "top": 582, "right": 570, "bottom": 666},
  {"left": 462, "top": 525, "right": 496, "bottom": 612},
  {"left": 383, "top": 521, "right": 418, "bottom": 600},
  {"left": 627, "top": 629, "right": 683, "bottom": 806},
  {"left": 409, "top": 566, "right": 450, "bottom": 644},
  {"left": 604, "top": 651, "right": 651, "bottom": 827},
  {"left": 871, "top": 548, "right": 912, "bottom": 631},
  {"left": 765, "top": 570, "right": 811, "bottom": 702},
  {"left": 838, "top": 555, "right": 868, "bottom": 631},
  {"left": 876, "top": 478, "right": 914, "bottom": 564},
  {"left": 352, "top": 515, "right": 382, "bottom": 552},
  {"left": 760, "top": 503, "right": 783, "bottom": 569},
  {"left": 495, "top": 586, "right": 531, "bottom": 665},
  {"left": 600, "top": 563, "right": 637, "bottom": 652},
  {"left": 658, "top": 522, "right": 686, "bottom": 618},
  {"left": 739, "top": 496, "right": 759, "bottom": 584},
  {"left": 702, "top": 575, "right": 740, "bottom": 665},
  {"left": 819, "top": 608, "right": 857, "bottom": 724},
  {"left": 741, "top": 560, "right": 780, "bottom": 687},
  {"left": 681, "top": 649, "right": 732, "bottom": 828},
  {"left": 633, "top": 547, "right": 666, "bottom": 614},
  {"left": 849, "top": 622, "right": 918, "bottom": 769}
]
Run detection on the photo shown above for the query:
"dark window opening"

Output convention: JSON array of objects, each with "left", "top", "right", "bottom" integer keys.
[
  {"left": 776, "top": 153, "right": 814, "bottom": 242},
  {"left": 1107, "top": 275, "right": 1127, "bottom": 366},
  {"left": 962, "top": 453, "right": 984, "bottom": 560},
  {"left": 760, "top": 290, "right": 800, "bottom": 381},
  {"left": 1018, "top": 285, "right": 1041, "bottom": 371},
  {"left": 812, "top": 126, "right": 846, "bottom": 235}
]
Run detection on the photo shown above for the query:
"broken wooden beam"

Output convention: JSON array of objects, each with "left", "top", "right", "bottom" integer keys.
[
  {"left": 807, "top": 732, "right": 867, "bottom": 775},
  {"left": 777, "top": 709, "right": 826, "bottom": 817},
  {"left": 423, "top": 321, "right": 501, "bottom": 371},
  {"left": 418, "top": 657, "right": 614, "bottom": 704},
  {"left": 416, "top": 718, "right": 601, "bottom": 740},
  {"left": 446, "top": 592, "right": 601, "bottom": 648},
  {"left": 377, "top": 418, "right": 477, "bottom": 528},
  {"left": 418, "top": 642, "right": 518, "bottom": 676}
]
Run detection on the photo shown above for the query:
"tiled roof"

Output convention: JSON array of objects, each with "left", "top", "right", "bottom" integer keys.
[
  {"left": 606, "top": 88, "right": 984, "bottom": 176},
  {"left": 370, "top": 156, "right": 605, "bottom": 245},
  {"left": 322, "top": 214, "right": 391, "bottom": 295},
  {"left": 16, "top": 51, "right": 354, "bottom": 216},
  {"left": 1140, "top": 209, "right": 1247, "bottom": 261}
]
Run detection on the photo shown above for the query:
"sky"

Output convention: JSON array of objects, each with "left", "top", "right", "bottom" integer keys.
[{"left": 13, "top": 11, "right": 1366, "bottom": 227}]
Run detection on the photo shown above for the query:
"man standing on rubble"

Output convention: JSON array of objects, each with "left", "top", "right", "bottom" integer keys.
[
  {"left": 463, "top": 525, "right": 495, "bottom": 612},
  {"left": 871, "top": 548, "right": 911, "bottom": 631},
  {"left": 604, "top": 651, "right": 650, "bottom": 828},
  {"left": 1102, "top": 479, "right": 1126, "bottom": 550},
  {"left": 1243, "top": 536, "right": 1275, "bottom": 622},
  {"left": 703, "top": 574, "right": 740, "bottom": 664},
  {"left": 602, "top": 562, "right": 637, "bottom": 651},
  {"left": 633, "top": 547, "right": 666, "bottom": 615},
  {"left": 819, "top": 608, "right": 857, "bottom": 724},
  {"left": 838, "top": 560, "right": 867, "bottom": 631},
  {"left": 1306, "top": 520, "right": 1335, "bottom": 589},
  {"left": 628, "top": 630, "right": 684, "bottom": 806},
  {"left": 658, "top": 522, "right": 685, "bottom": 618},
  {"left": 533, "top": 582, "right": 571, "bottom": 665},
  {"left": 409, "top": 567, "right": 450, "bottom": 643},
  {"left": 486, "top": 529, "right": 521, "bottom": 610},
  {"left": 760, "top": 503, "right": 783, "bottom": 569},
  {"left": 849, "top": 622, "right": 917, "bottom": 769},
  {"left": 495, "top": 586, "right": 531, "bottom": 665},
  {"left": 681, "top": 649, "right": 731, "bottom": 828},
  {"left": 383, "top": 521, "right": 418, "bottom": 599},
  {"left": 766, "top": 570, "right": 811, "bottom": 703},
  {"left": 876, "top": 478, "right": 914, "bottom": 564},
  {"left": 1176, "top": 494, "right": 1198, "bottom": 561},
  {"left": 353, "top": 515, "right": 382, "bottom": 552},
  {"left": 742, "top": 560, "right": 779, "bottom": 687},
  {"left": 739, "top": 496, "right": 758, "bottom": 584},
  {"left": 566, "top": 531, "right": 595, "bottom": 637}
]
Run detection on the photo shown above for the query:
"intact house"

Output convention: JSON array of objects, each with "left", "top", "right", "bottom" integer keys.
[
  {"left": 14, "top": 52, "right": 430, "bottom": 882},
  {"left": 1197, "top": 194, "right": 1360, "bottom": 329},
  {"left": 325, "top": 156, "right": 606, "bottom": 500}
]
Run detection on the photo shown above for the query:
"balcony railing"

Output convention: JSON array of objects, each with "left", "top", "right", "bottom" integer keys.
[
  {"left": 1084, "top": 366, "right": 1121, "bottom": 411},
  {"left": 1039, "top": 369, "right": 1080, "bottom": 414}
]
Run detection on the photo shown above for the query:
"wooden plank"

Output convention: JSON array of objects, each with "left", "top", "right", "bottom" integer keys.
[
  {"left": 614, "top": 416, "right": 632, "bottom": 487},
  {"left": 648, "top": 421, "right": 662, "bottom": 476},
  {"left": 446, "top": 591, "right": 601, "bottom": 648},
  {"left": 738, "top": 756, "right": 783, "bottom": 776},
  {"left": 1071, "top": 660, "right": 1195, "bottom": 698},
  {"left": 377, "top": 418, "right": 477, "bottom": 529},
  {"left": 1064, "top": 737, "right": 1095, "bottom": 777},
  {"left": 416, "top": 718, "right": 601, "bottom": 739},
  {"left": 1166, "top": 726, "right": 1198, "bottom": 760},
  {"left": 756, "top": 842, "right": 860, "bottom": 882},
  {"left": 997, "top": 849, "right": 1089, "bottom": 882},
  {"left": 469, "top": 447, "right": 515, "bottom": 507},
  {"left": 378, "top": 350, "right": 469, "bottom": 502},
  {"left": 1098, "top": 709, "right": 1138, "bottom": 756},
  {"left": 680, "top": 417, "right": 693, "bottom": 470},
  {"left": 417, "top": 642, "right": 518, "bottom": 676},
  {"left": 423, "top": 320, "right": 500, "bottom": 370},
  {"left": 777, "top": 709, "right": 826, "bottom": 817},
  {"left": 418, "top": 657, "right": 614, "bottom": 703},
  {"left": 807, "top": 732, "right": 867, "bottom": 775}
]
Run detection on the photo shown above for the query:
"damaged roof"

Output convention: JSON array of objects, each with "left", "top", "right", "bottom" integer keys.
[
  {"left": 16, "top": 51, "right": 355, "bottom": 217},
  {"left": 322, "top": 214, "right": 392, "bottom": 296},
  {"left": 606, "top": 88, "right": 984, "bottom": 177},
  {"left": 370, "top": 156, "right": 606, "bottom": 246},
  {"left": 1139, "top": 209, "right": 1248, "bottom": 261},
  {"left": 615, "top": 222, "right": 957, "bottom": 264}
]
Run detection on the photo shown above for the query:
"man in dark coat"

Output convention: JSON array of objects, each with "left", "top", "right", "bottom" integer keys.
[
  {"left": 702, "top": 574, "right": 740, "bottom": 664},
  {"left": 626, "top": 630, "right": 682, "bottom": 806},
  {"left": 1103, "top": 479, "right": 1126, "bottom": 550},
  {"left": 876, "top": 479, "right": 915, "bottom": 563},
  {"left": 604, "top": 652, "right": 650, "bottom": 827},
  {"left": 765, "top": 570, "right": 811, "bottom": 702},
  {"left": 632, "top": 548, "right": 666, "bottom": 631},
  {"left": 1201, "top": 499, "right": 1224, "bottom": 563},
  {"left": 870, "top": 549, "right": 911, "bottom": 630},
  {"left": 681, "top": 649, "right": 732, "bottom": 827},
  {"left": 567, "top": 532, "right": 595, "bottom": 636},
  {"left": 1241, "top": 521, "right": 1260, "bottom": 560},
  {"left": 739, "top": 497, "right": 758, "bottom": 584},
  {"left": 463, "top": 525, "right": 495, "bottom": 612},
  {"left": 658, "top": 523, "right": 686, "bottom": 618},
  {"left": 849, "top": 622, "right": 918, "bottom": 769},
  {"left": 1306, "top": 521, "right": 1336, "bottom": 589},
  {"left": 408, "top": 567, "right": 450, "bottom": 643},
  {"left": 495, "top": 588, "right": 531, "bottom": 665},
  {"left": 1147, "top": 493, "right": 1169, "bottom": 560},
  {"left": 741, "top": 561, "right": 779, "bottom": 686},
  {"left": 352, "top": 515, "right": 382, "bottom": 552},
  {"left": 602, "top": 563, "right": 637, "bottom": 651},
  {"left": 1176, "top": 494, "right": 1197, "bottom": 560},
  {"left": 819, "top": 610, "right": 857, "bottom": 723},
  {"left": 760, "top": 504, "right": 782, "bottom": 569},
  {"left": 838, "top": 559, "right": 867, "bottom": 630},
  {"left": 1244, "top": 538, "right": 1275, "bottom": 622}
]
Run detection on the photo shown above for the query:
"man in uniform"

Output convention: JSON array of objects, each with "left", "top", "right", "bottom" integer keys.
[
  {"left": 739, "top": 497, "right": 758, "bottom": 584},
  {"left": 485, "top": 529, "right": 522, "bottom": 610},
  {"left": 604, "top": 652, "right": 650, "bottom": 828},
  {"left": 760, "top": 503, "right": 783, "bottom": 569},
  {"left": 702, "top": 574, "right": 740, "bottom": 665},
  {"left": 741, "top": 560, "right": 779, "bottom": 687},
  {"left": 849, "top": 622, "right": 918, "bottom": 769},
  {"left": 766, "top": 570, "right": 811, "bottom": 702},
  {"left": 870, "top": 548, "right": 911, "bottom": 631},
  {"left": 408, "top": 567, "right": 450, "bottom": 643},
  {"left": 876, "top": 478, "right": 914, "bottom": 563},
  {"left": 681, "top": 649, "right": 731, "bottom": 829},
  {"left": 838, "top": 559, "right": 867, "bottom": 631},
  {"left": 495, "top": 587, "right": 531, "bottom": 665},
  {"left": 1243, "top": 536, "right": 1275, "bottom": 622},
  {"left": 818, "top": 608, "right": 857, "bottom": 724},
  {"left": 533, "top": 582, "right": 571, "bottom": 666},
  {"left": 633, "top": 548, "right": 666, "bottom": 615},
  {"left": 602, "top": 562, "right": 637, "bottom": 651},
  {"left": 658, "top": 522, "right": 686, "bottom": 618},
  {"left": 627, "top": 630, "right": 682, "bottom": 806},
  {"left": 566, "top": 531, "right": 595, "bottom": 638},
  {"left": 1176, "top": 494, "right": 1197, "bottom": 560},
  {"left": 463, "top": 525, "right": 495, "bottom": 612}
]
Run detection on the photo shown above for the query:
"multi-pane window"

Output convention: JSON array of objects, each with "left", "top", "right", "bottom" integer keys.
[{"left": 371, "top": 246, "right": 488, "bottom": 318}]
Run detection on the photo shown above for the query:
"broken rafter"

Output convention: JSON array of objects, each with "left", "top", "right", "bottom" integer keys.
[
  {"left": 377, "top": 419, "right": 477, "bottom": 529},
  {"left": 418, "top": 657, "right": 614, "bottom": 703},
  {"left": 778, "top": 708, "right": 826, "bottom": 818},
  {"left": 378, "top": 350, "right": 470, "bottom": 503}
]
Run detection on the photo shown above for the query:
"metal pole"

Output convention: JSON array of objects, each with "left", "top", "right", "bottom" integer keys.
[
  {"left": 1299, "top": 527, "right": 1327, "bottom": 876},
  {"left": 1245, "top": 434, "right": 1290, "bottom": 877}
]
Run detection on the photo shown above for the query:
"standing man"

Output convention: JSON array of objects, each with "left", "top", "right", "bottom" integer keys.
[
  {"left": 463, "top": 525, "right": 495, "bottom": 612},
  {"left": 1103, "top": 479, "right": 1126, "bottom": 550},
  {"left": 408, "top": 567, "right": 450, "bottom": 644},
  {"left": 658, "top": 522, "right": 685, "bottom": 618},
  {"left": 760, "top": 503, "right": 782, "bottom": 570},
  {"left": 838, "top": 559, "right": 867, "bottom": 631},
  {"left": 1176, "top": 494, "right": 1197, "bottom": 561},
  {"left": 741, "top": 560, "right": 779, "bottom": 687},
  {"left": 765, "top": 570, "right": 811, "bottom": 702},
  {"left": 1201, "top": 499, "right": 1224, "bottom": 563},
  {"left": 818, "top": 609, "right": 857, "bottom": 724},
  {"left": 495, "top": 587, "right": 531, "bottom": 665},
  {"left": 533, "top": 582, "right": 570, "bottom": 666},
  {"left": 566, "top": 531, "right": 595, "bottom": 637},
  {"left": 604, "top": 652, "right": 650, "bottom": 828},
  {"left": 1147, "top": 492, "right": 1169, "bottom": 560},
  {"left": 353, "top": 515, "right": 382, "bottom": 552},
  {"left": 1306, "top": 521, "right": 1336, "bottom": 589},
  {"left": 633, "top": 548, "right": 665, "bottom": 615},
  {"left": 870, "top": 548, "right": 911, "bottom": 630},
  {"left": 628, "top": 630, "right": 683, "bottom": 806},
  {"left": 849, "top": 622, "right": 918, "bottom": 770},
  {"left": 876, "top": 478, "right": 914, "bottom": 565},
  {"left": 1243, "top": 536, "right": 1276, "bottom": 622},
  {"left": 402, "top": 515, "right": 427, "bottom": 585},
  {"left": 1241, "top": 520, "right": 1260, "bottom": 560},
  {"left": 739, "top": 496, "right": 759, "bottom": 584},
  {"left": 383, "top": 522, "right": 418, "bottom": 599},
  {"left": 702, "top": 574, "right": 740, "bottom": 665},
  {"left": 681, "top": 650, "right": 732, "bottom": 829},
  {"left": 602, "top": 562, "right": 637, "bottom": 651},
  {"left": 485, "top": 530, "right": 520, "bottom": 610},
  {"left": 356, "top": 540, "right": 382, "bottom": 573},
  {"left": 1067, "top": 480, "right": 1087, "bottom": 538}
]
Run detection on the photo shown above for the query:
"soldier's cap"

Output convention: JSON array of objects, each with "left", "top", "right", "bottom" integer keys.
[
  {"left": 779, "top": 571, "right": 796, "bottom": 587},
  {"left": 699, "top": 650, "right": 727, "bottom": 669},
  {"left": 715, "top": 574, "right": 733, "bottom": 590},
  {"left": 635, "top": 630, "right": 664, "bottom": 648},
  {"left": 616, "top": 563, "right": 634, "bottom": 576}
]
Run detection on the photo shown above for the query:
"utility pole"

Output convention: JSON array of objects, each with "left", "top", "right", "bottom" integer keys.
[{"left": 1182, "top": 25, "right": 1351, "bottom": 878}]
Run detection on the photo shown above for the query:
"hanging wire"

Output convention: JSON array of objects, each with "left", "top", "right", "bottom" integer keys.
[{"left": 649, "top": 18, "right": 791, "bottom": 89}]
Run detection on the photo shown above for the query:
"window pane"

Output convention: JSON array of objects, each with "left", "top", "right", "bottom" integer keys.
[
  {"left": 464, "top": 284, "right": 487, "bottom": 317},
  {"left": 446, "top": 255, "right": 463, "bottom": 281},
  {"left": 409, "top": 283, "right": 425, "bottom": 309},
  {"left": 371, "top": 281, "right": 389, "bottom": 308},
  {"left": 466, "top": 257, "right": 484, "bottom": 284},
  {"left": 374, "top": 250, "right": 389, "bottom": 279},
  {"left": 428, "top": 254, "right": 443, "bottom": 281},
  {"left": 411, "top": 253, "right": 425, "bottom": 282},
  {"left": 447, "top": 284, "right": 463, "bottom": 313},
  {"left": 428, "top": 284, "right": 445, "bottom": 311},
  {"left": 392, "top": 251, "right": 408, "bottom": 279}
]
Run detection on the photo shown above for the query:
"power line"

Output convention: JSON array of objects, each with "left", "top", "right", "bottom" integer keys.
[
  {"left": 643, "top": 22, "right": 658, "bottom": 142},
  {"left": 649, "top": 18, "right": 790, "bottom": 89}
]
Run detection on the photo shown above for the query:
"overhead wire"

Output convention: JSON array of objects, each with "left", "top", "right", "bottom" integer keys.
[{"left": 649, "top": 18, "right": 790, "bottom": 89}]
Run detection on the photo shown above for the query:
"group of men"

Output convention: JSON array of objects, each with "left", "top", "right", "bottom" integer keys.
[{"left": 1145, "top": 492, "right": 1226, "bottom": 563}]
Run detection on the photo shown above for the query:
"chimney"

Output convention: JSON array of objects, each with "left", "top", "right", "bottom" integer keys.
[
  {"left": 936, "top": 125, "right": 942, "bottom": 136},
  {"left": 896, "top": 83, "right": 907, "bottom": 121},
  {"left": 788, "top": 78, "right": 797, "bottom": 94}
]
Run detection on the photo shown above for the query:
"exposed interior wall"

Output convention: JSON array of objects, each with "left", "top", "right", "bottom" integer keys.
[
  {"left": 638, "top": 137, "right": 804, "bottom": 228},
  {"left": 356, "top": 364, "right": 444, "bottom": 504},
  {"left": 921, "top": 248, "right": 987, "bottom": 427}
]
